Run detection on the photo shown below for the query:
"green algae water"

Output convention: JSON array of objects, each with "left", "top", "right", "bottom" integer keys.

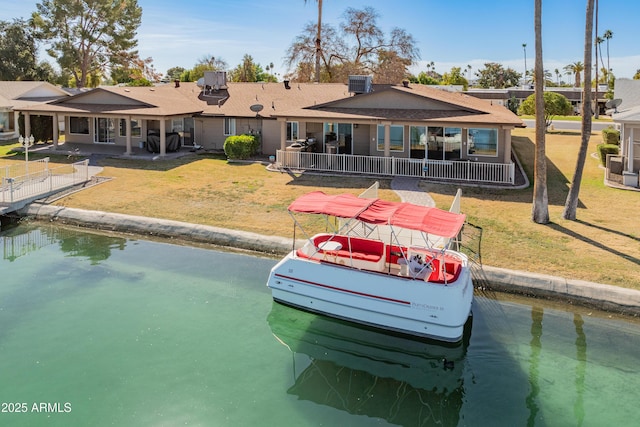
[{"left": 1, "top": 224, "right": 639, "bottom": 427}]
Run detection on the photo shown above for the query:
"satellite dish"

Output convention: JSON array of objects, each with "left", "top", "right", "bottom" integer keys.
[
  {"left": 605, "top": 98, "right": 622, "bottom": 113},
  {"left": 250, "top": 104, "right": 264, "bottom": 113},
  {"left": 196, "top": 78, "right": 205, "bottom": 88}
]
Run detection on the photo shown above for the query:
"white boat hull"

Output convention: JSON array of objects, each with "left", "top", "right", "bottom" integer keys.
[{"left": 267, "top": 252, "right": 473, "bottom": 342}]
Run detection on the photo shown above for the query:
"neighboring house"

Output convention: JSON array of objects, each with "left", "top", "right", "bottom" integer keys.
[
  {"left": 15, "top": 73, "right": 524, "bottom": 184},
  {"left": 0, "top": 81, "right": 69, "bottom": 140},
  {"left": 611, "top": 78, "right": 640, "bottom": 188}
]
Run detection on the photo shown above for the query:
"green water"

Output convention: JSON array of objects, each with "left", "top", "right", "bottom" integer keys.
[{"left": 0, "top": 224, "right": 639, "bottom": 427}]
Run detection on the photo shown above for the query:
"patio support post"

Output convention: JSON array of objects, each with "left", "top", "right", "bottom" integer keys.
[
  {"left": 159, "top": 119, "right": 166, "bottom": 157},
  {"left": 125, "top": 116, "right": 132, "bottom": 156},
  {"left": 24, "top": 112, "right": 31, "bottom": 141},
  {"left": 52, "top": 113, "right": 59, "bottom": 149},
  {"left": 629, "top": 128, "right": 635, "bottom": 172},
  {"left": 384, "top": 123, "right": 391, "bottom": 157},
  {"left": 280, "top": 120, "right": 287, "bottom": 151}
]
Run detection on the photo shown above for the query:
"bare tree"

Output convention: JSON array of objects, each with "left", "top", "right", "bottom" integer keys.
[
  {"left": 563, "top": 0, "right": 595, "bottom": 220},
  {"left": 532, "top": 0, "right": 549, "bottom": 224},
  {"left": 303, "top": 0, "right": 322, "bottom": 83},
  {"left": 286, "top": 7, "right": 419, "bottom": 83}
]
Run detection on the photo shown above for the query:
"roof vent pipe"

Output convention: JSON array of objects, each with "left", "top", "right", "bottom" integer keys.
[{"left": 284, "top": 80, "right": 291, "bottom": 90}]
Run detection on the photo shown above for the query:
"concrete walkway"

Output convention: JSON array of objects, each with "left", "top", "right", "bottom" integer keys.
[{"left": 391, "top": 176, "right": 435, "bottom": 207}]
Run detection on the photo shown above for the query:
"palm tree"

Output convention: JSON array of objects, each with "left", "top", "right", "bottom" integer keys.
[
  {"left": 532, "top": 0, "right": 548, "bottom": 224},
  {"left": 304, "top": 0, "right": 323, "bottom": 83},
  {"left": 564, "top": 61, "right": 584, "bottom": 87},
  {"left": 563, "top": 0, "right": 595, "bottom": 221},
  {"left": 554, "top": 68, "right": 560, "bottom": 85},
  {"left": 603, "top": 29, "right": 613, "bottom": 72}
]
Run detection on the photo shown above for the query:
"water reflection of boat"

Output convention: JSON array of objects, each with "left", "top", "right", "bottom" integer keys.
[{"left": 267, "top": 302, "right": 471, "bottom": 426}]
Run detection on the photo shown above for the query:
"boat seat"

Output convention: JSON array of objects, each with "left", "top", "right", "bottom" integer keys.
[
  {"left": 312, "top": 234, "right": 384, "bottom": 262},
  {"left": 426, "top": 258, "right": 463, "bottom": 284}
]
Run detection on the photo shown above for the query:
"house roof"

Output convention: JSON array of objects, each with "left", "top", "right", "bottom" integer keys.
[
  {"left": 611, "top": 78, "right": 640, "bottom": 122},
  {"left": 0, "top": 81, "right": 69, "bottom": 108},
  {"left": 14, "top": 80, "right": 523, "bottom": 127},
  {"left": 274, "top": 83, "right": 524, "bottom": 127},
  {"left": 19, "top": 85, "right": 204, "bottom": 117}
]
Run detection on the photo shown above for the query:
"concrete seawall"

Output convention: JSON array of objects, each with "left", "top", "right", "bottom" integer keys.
[{"left": 19, "top": 203, "right": 640, "bottom": 316}]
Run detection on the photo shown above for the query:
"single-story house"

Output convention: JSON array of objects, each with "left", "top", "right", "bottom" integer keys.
[
  {"left": 611, "top": 78, "right": 640, "bottom": 188},
  {"left": 0, "top": 81, "right": 69, "bottom": 140},
  {"left": 14, "top": 73, "right": 525, "bottom": 184}
]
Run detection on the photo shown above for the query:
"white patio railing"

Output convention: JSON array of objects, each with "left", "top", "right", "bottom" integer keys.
[
  {"left": 276, "top": 150, "right": 515, "bottom": 184},
  {"left": 1, "top": 159, "right": 90, "bottom": 204},
  {"left": 1, "top": 157, "right": 50, "bottom": 180}
]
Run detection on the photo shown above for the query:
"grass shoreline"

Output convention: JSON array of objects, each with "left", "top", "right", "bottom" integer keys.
[{"left": 2, "top": 127, "right": 638, "bottom": 290}]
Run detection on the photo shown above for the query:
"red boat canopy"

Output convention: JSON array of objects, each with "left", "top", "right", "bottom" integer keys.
[{"left": 288, "top": 191, "right": 466, "bottom": 239}]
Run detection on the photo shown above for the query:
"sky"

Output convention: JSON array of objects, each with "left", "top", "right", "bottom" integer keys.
[{"left": 2, "top": 0, "right": 640, "bottom": 81}]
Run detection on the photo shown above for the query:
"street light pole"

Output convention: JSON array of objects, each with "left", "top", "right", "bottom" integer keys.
[
  {"left": 522, "top": 43, "right": 528, "bottom": 85},
  {"left": 19, "top": 134, "right": 35, "bottom": 174}
]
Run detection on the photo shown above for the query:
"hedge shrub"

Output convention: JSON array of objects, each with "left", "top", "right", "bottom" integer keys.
[
  {"left": 223, "top": 134, "right": 260, "bottom": 160},
  {"left": 596, "top": 143, "right": 620, "bottom": 167},
  {"left": 601, "top": 126, "right": 620, "bottom": 146}
]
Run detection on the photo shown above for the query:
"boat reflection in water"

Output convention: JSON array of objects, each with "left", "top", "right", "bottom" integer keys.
[{"left": 267, "top": 301, "right": 472, "bottom": 426}]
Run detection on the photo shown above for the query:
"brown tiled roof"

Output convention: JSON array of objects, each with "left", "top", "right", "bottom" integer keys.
[
  {"left": 14, "top": 80, "right": 524, "bottom": 127},
  {"left": 194, "top": 81, "right": 352, "bottom": 118},
  {"left": 20, "top": 84, "right": 203, "bottom": 117},
  {"left": 275, "top": 83, "right": 524, "bottom": 126}
]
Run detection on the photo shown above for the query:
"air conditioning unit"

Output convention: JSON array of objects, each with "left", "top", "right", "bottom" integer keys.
[
  {"left": 204, "top": 71, "right": 228, "bottom": 90},
  {"left": 348, "top": 75, "right": 372, "bottom": 94}
]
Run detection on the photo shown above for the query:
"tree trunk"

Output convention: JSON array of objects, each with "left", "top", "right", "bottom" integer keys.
[
  {"left": 315, "top": 0, "right": 322, "bottom": 83},
  {"left": 531, "top": 0, "right": 549, "bottom": 224},
  {"left": 563, "top": 0, "right": 595, "bottom": 220}
]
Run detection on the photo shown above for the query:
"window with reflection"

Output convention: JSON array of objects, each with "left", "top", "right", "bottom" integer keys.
[
  {"left": 377, "top": 125, "right": 404, "bottom": 152},
  {"left": 468, "top": 128, "right": 498, "bottom": 156},
  {"left": 119, "top": 119, "right": 141, "bottom": 137},
  {"left": 286, "top": 121, "right": 298, "bottom": 141}
]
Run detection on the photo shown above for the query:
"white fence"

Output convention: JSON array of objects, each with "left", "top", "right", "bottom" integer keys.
[
  {"left": 1, "top": 159, "right": 90, "bottom": 204},
  {"left": 1, "top": 157, "right": 50, "bottom": 180},
  {"left": 276, "top": 150, "right": 515, "bottom": 184}
]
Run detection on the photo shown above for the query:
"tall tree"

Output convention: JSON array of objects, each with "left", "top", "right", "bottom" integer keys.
[
  {"left": 531, "top": 0, "right": 549, "bottom": 224},
  {"left": 183, "top": 55, "right": 228, "bottom": 82},
  {"left": 304, "top": 0, "right": 322, "bottom": 83},
  {"left": 603, "top": 29, "right": 613, "bottom": 73},
  {"left": 563, "top": 0, "right": 595, "bottom": 221},
  {"left": 474, "top": 62, "right": 522, "bottom": 89},
  {"left": 286, "top": 6, "right": 419, "bottom": 83},
  {"left": 563, "top": 61, "right": 584, "bottom": 87},
  {"left": 32, "top": 0, "right": 142, "bottom": 88},
  {"left": 0, "top": 19, "right": 53, "bottom": 81},
  {"left": 441, "top": 66, "right": 469, "bottom": 90}
]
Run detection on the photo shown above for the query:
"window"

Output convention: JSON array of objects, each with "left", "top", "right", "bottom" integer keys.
[
  {"left": 69, "top": 117, "right": 89, "bottom": 134},
  {"left": 468, "top": 128, "right": 498, "bottom": 156},
  {"left": 94, "top": 118, "right": 115, "bottom": 143},
  {"left": 119, "top": 118, "right": 141, "bottom": 137},
  {"left": 410, "top": 126, "right": 427, "bottom": 149},
  {"left": 224, "top": 118, "right": 236, "bottom": 136},
  {"left": 286, "top": 121, "right": 298, "bottom": 141},
  {"left": 377, "top": 125, "right": 404, "bottom": 152}
]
